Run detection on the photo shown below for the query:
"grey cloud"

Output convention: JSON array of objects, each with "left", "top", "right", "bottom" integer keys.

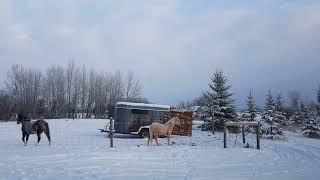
[{"left": 0, "top": 1, "right": 319, "bottom": 108}]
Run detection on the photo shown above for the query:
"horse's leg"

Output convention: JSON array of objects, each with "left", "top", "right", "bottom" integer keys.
[
  {"left": 25, "top": 134, "right": 29, "bottom": 146},
  {"left": 147, "top": 132, "right": 150, "bottom": 146},
  {"left": 36, "top": 131, "right": 42, "bottom": 145},
  {"left": 43, "top": 122, "right": 51, "bottom": 146},
  {"left": 148, "top": 127, "right": 153, "bottom": 146},
  {"left": 22, "top": 132, "right": 26, "bottom": 145},
  {"left": 150, "top": 134, "right": 154, "bottom": 145},
  {"left": 167, "top": 133, "right": 170, "bottom": 146},
  {"left": 44, "top": 130, "right": 51, "bottom": 146},
  {"left": 155, "top": 135, "right": 160, "bottom": 146}
]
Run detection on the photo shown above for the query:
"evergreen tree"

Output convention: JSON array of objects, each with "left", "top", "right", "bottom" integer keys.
[
  {"left": 201, "top": 70, "right": 236, "bottom": 133},
  {"left": 246, "top": 91, "right": 257, "bottom": 122},
  {"left": 291, "top": 100, "right": 311, "bottom": 126},
  {"left": 274, "top": 94, "right": 287, "bottom": 126},
  {"left": 300, "top": 102, "right": 310, "bottom": 125},
  {"left": 261, "top": 90, "right": 285, "bottom": 136},
  {"left": 317, "top": 85, "right": 320, "bottom": 117},
  {"left": 291, "top": 102, "right": 303, "bottom": 125},
  {"left": 275, "top": 94, "right": 285, "bottom": 113},
  {"left": 302, "top": 87, "right": 320, "bottom": 138},
  {"left": 302, "top": 102, "right": 320, "bottom": 138},
  {"left": 262, "top": 90, "right": 276, "bottom": 124}
]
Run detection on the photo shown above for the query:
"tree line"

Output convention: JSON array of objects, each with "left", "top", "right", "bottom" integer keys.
[
  {"left": 183, "top": 69, "right": 320, "bottom": 138},
  {"left": 0, "top": 62, "right": 148, "bottom": 120}
]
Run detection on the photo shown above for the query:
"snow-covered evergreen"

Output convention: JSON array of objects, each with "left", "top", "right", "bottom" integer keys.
[
  {"left": 261, "top": 90, "right": 285, "bottom": 137},
  {"left": 302, "top": 109, "right": 320, "bottom": 138},
  {"left": 201, "top": 70, "right": 237, "bottom": 132},
  {"left": 246, "top": 91, "right": 257, "bottom": 122},
  {"left": 290, "top": 101, "right": 310, "bottom": 126},
  {"left": 300, "top": 102, "right": 310, "bottom": 124},
  {"left": 238, "top": 92, "right": 258, "bottom": 134},
  {"left": 262, "top": 90, "right": 276, "bottom": 125},
  {"left": 275, "top": 94, "right": 285, "bottom": 114},
  {"left": 302, "top": 87, "right": 320, "bottom": 139},
  {"left": 240, "top": 91, "right": 257, "bottom": 130},
  {"left": 317, "top": 86, "right": 320, "bottom": 117},
  {"left": 274, "top": 94, "right": 288, "bottom": 126}
]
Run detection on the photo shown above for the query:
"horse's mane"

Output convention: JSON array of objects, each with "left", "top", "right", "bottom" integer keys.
[
  {"left": 165, "top": 117, "right": 178, "bottom": 125},
  {"left": 18, "top": 114, "right": 31, "bottom": 121}
]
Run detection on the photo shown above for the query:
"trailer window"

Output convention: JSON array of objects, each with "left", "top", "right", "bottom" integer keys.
[{"left": 131, "top": 109, "right": 148, "bottom": 115}]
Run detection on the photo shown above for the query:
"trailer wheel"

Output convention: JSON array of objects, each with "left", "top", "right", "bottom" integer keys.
[{"left": 138, "top": 128, "right": 150, "bottom": 138}]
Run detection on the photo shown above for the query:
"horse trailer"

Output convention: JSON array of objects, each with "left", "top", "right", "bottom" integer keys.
[
  {"left": 114, "top": 102, "right": 170, "bottom": 137},
  {"left": 113, "top": 102, "right": 193, "bottom": 137}
]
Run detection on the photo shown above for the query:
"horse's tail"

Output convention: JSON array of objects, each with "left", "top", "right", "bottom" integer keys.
[{"left": 148, "top": 126, "right": 153, "bottom": 145}]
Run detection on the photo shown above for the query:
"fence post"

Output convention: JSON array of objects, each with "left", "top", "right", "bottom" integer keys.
[
  {"left": 224, "top": 122, "right": 227, "bottom": 148},
  {"left": 211, "top": 118, "right": 215, "bottom": 135},
  {"left": 242, "top": 125, "right": 246, "bottom": 144},
  {"left": 256, "top": 121, "right": 260, "bottom": 150},
  {"left": 109, "top": 117, "right": 114, "bottom": 148}
]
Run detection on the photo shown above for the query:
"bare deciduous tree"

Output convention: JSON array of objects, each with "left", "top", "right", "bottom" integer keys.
[
  {"left": 0, "top": 63, "right": 148, "bottom": 120},
  {"left": 124, "top": 71, "right": 142, "bottom": 101}
]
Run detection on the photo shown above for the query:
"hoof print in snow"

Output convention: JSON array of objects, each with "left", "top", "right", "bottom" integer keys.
[{"left": 191, "top": 143, "right": 196, "bottom": 146}]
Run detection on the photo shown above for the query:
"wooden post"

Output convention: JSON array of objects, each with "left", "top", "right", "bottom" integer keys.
[
  {"left": 256, "top": 121, "right": 260, "bottom": 150},
  {"left": 242, "top": 125, "right": 245, "bottom": 144},
  {"left": 211, "top": 118, "right": 215, "bottom": 135},
  {"left": 109, "top": 117, "right": 114, "bottom": 148},
  {"left": 223, "top": 123, "right": 227, "bottom": 148}
]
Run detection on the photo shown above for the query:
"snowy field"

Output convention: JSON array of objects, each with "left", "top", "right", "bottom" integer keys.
[{"left": 0, "top": 119, "right": 320, "bottom": 180}]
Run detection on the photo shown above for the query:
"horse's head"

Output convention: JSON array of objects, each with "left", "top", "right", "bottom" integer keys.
[
  {"left": 17, "top": 114, "right": 23, "bottom": 124},
  {"left": 174, "top": 117, "right": 181, "bottom": 126},
  {"left": 17, "top": 114, "right": 28, "bottom": 124}
]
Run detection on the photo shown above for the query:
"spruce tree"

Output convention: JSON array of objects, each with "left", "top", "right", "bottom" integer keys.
[
  {"left": 291, "top": 99, "right": 304, "bottom": 125},
  {"left": 317, "top": 85, "right": 320, "bottom": 117},
  {"left": 246, "top": 91, "right": 256, "bottom": 122},
  {"left": 263, "top": 90, "right": 276, "bottom": 123},
  {"left": 202, "top": 70, "right": 236, "bottom": 133},
  {"left": 261, "top": 90, "right": 285, "bottom": 136},
  {"left": 275, "top": 94, "right": 285, "bottom": 113},
  {"left": 291, "top": 100, "right": 311, "bottom": 126},
  {"left": 302, "top": 87, "right": 320, "bottom": 138},
  {"left": 274, "top": 93, "right": 287, "bottom": 126},
  {"left": 300, "top": 101, "right": 310, "bottom": 125}
]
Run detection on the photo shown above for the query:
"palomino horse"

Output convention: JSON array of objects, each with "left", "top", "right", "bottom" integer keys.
[
  {"left": 17, "top": 114, "right": 51, "bottom": 146},
  {"left": 148, "top": 117, "right": 181, "bottom": 146}
]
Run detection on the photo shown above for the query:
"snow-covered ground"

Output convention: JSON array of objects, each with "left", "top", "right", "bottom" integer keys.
[{"left": 0, "top": 119, "right": 320, "bottom": 180}]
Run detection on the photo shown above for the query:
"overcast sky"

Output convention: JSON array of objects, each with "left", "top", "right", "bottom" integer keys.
[{"left": 0, "top": 0, "right": 320, "bottom": 108}]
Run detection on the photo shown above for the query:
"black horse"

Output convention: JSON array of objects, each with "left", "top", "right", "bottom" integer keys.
[{"left": 17, "top": 114, "right": 51, "bottom": 146}]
